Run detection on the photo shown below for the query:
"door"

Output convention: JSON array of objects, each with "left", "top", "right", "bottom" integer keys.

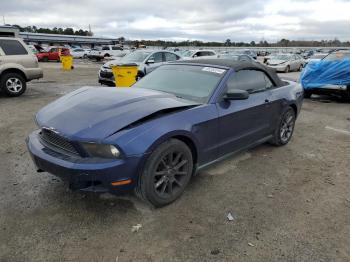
[
  {"left": 48, "top": 48, "right": 58, "bottom": 60},
  {"left": 145, "top": 52, "right": 164, "bottom": 74},
  {"left": 216, "top": 70, "right": 276, "bottom": 157}
]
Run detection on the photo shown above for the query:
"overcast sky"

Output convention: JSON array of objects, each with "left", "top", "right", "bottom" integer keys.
[{"left": 2, "top": 0, "right": 350, "bottom": 42}]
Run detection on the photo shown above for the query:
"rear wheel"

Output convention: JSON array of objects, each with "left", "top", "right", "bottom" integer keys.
[
  {"left": 0, "top": 72, "right": 27, "bottom": 97},
  {"left": 136, "top": 139, "right": 193, "bottom": 207},
  {"left": 298, "top": 64, "right": 303, "bottom": 71},
  {"left": 42, "top": 56, "right": 49, "bottom": 62},
  {"left": 269, "top": 107, "right": 296, "bottom": 146}
]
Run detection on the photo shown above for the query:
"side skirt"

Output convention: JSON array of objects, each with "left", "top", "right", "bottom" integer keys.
[{"left": 194, "top": 135, "right": 273, "bottom": 173}]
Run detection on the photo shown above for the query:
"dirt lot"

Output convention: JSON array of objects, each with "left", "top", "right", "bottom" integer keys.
[{"left": 0, "top": 61, "right": 349, "bottom": 262}]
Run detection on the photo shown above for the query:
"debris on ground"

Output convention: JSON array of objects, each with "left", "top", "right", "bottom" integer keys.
[
  {"left": 248, "top": 243, "right": 255, "bottom": 247},
  {"left": 131, "top": 224, "right": 142, "bottom": 233},
  {"left": 267, "top": 194, "right": 274, "bottom": 198},
  {"left": 211, "top": 248, "right": 220, "bottom": 255},
  {"left": 227, "top": 212, "right": 235, "bottom": 221}
]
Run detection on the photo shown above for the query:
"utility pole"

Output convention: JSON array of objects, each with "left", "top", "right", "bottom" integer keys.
[{"left": 2, "top": 15, "right": 5, "bottom": 25}]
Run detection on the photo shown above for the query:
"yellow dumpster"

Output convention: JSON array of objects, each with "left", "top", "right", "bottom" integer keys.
[
  {"left": 111, "top": 64, "right": 138, "bottom": 87},
  {"left": 61, "top": 55, "right": 74, "bottom": 70}
]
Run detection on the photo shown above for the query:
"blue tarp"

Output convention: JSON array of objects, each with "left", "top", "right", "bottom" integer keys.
[{"left": 300, "top": 58, "right": 350, "bottom": 90}]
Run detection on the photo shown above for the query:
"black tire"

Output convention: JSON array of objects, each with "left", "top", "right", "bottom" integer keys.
[
  {"left": 0, "top": 72, "right": 27, "bottom": 97},
  {"left": 136, "top": 139, "right": 193, "bottom": 207},
  {"left": 104, "top": 53, "right": 110, "bottom": 57},
  {"left": 284, "top": 65, "right": 290, "bottom": 73},
  {"left": 269, "top": 107, "right": 296, "bottom": 146},
  {"left": 298, "top": 64, "right": 303, "bottom": 71},
  {"left": 304, "top": 90, "right": 312, "bottom": 98},
  {"left": 42, "top": 57, "right": 49, "bottom": 62}
]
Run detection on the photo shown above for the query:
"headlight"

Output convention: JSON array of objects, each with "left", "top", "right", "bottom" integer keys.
[{"left": 82, "top": 143, "right": 120, "bottom": 159}]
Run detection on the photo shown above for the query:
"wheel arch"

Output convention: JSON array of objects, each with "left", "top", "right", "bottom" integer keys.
[{"left": 0, "top": 68, "right": 27, "bottom": 82}]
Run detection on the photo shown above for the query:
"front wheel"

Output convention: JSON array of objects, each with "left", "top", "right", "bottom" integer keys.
[
  {"left": 269, "top": 107, "right": 296, "bottom": 146},
  {"left": 136, "top": 139, "right": 193, "bottom": 207},
  {"left": 284, "top": 65, "right": 290, "bottom": 73},
  {"left": 0, "top": 72, "right": 27, "bottom": 97}
]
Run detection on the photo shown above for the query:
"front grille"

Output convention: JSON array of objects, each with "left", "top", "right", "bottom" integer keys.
[
  {"left": 100, "top": 70, "right": 114, "bottom": 79},
  {"left": 40, "top": 128, "right": 80, "bottom": 156}
]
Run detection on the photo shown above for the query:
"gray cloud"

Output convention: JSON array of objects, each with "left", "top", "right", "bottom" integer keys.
[{"left": 2, "top": 0, "right": 350, "bottom": 41}]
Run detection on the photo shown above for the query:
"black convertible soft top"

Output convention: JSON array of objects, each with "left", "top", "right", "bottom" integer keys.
[{"left": 177, "top": 58, "right": 287, "bottom": 87}]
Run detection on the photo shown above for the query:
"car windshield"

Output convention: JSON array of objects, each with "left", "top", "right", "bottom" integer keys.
[
  {"left": 273, "top": 55, "right": 291, "bottom": 60},
  {"left": 121, "top": 51, "right": 151, "bottom": 63},
  {"left": 182, "top": 50, "right": 195, "bottom": 57},
  {"left": 323, "top": 52, "right": 350, "bottom": 61},
  {"left": 133, "top": 65, "right": 226, "bottom": 103}
]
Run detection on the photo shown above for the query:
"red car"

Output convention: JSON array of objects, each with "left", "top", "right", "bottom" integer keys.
[{"left": 36, "top": 47, "right": 70, "bottom": 62}]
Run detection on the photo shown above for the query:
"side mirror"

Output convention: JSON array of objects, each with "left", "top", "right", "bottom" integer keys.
[
  {"left": 223, "top": 89, "right": 249, "bottom": 100},
  {"left": 147, "top": 59, "right": 155, "bottom": 64}
]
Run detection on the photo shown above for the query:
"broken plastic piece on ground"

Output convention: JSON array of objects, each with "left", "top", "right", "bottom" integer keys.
[
  {"left": 227, "top": 212, "right": 235, "bottom": 221},
  {"left": 131, "top": 224, "right": 142, "bottom": 233}
]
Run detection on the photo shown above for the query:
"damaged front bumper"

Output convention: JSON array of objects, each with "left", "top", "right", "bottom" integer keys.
[{"left": 26, "top": 130, "right": 142, "bottom": 194}]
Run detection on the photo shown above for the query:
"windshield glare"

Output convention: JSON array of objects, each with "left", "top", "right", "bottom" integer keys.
[
  {"left": 121, "top": 51, "right": 150, "bottom": 63},
  {"left": 133, "top": 65, "right": 226, "bottom": 103}
]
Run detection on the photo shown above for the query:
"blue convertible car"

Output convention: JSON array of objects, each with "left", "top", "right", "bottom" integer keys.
[{"left": 27, "top": 59, "right": 303, "bottom": 207}]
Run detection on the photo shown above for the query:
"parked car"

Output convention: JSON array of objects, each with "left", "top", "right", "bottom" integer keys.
[
  {"left": 0, "top": 37, "right": 43, "bottom": 97},
  {"left": 88, "top": 45, "right": 128, "bottom": 60},
  {"left": 70, "top": 48, "right": 89, "bottom": 58},
  {"left": 301, "top": 50, "right": 350, "bottom": 98},
  {"left": 26, "top": 59, "right": 303, "bottom": 207},
  {"left": 305, "top": 53, "right": 328, "bottom": 66},
  {"left": 36, "top": 47, "right": 70, "bottom": 62},
  {"left": 266, "top": 54, "right": 305, "bottom": 73},
  {"left": 181, "top": 49, "right": 217, "bottom": 60},
  {"left": 98, "top": 50, "right": 181, "bottom": 86},
  {"left": 218, "top": 53, "right": 255, "bottom": 62}
]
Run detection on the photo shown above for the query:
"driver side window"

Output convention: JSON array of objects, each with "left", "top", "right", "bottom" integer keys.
[
  {"left": 227, "top": 70, "right": 274, "bottom": 93},
  {"left": 148, "top": 52, "right": 163, "bottom": 63}
]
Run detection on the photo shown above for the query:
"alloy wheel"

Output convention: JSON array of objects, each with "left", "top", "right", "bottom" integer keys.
[
  {"left": 280, "top": 112, "right": 295, "bottom": 143},
  {"left": 153, "top": 150, "right": 190, "bottom": 198},
  {"left": 6, "top": 78, "right": 23, "bottom": 93}
]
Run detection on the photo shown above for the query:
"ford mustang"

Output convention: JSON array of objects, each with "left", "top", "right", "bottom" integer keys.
[{"left": 26, "top": 59, "right": 303, "bottom": 207}]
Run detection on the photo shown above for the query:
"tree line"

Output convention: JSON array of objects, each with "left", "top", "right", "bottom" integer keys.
[
  {"left": 128, "top": 38, "right": 350, "bottom": 48},
  {"left": 12, "top": 25, "right": 93, "bottom": 36}
]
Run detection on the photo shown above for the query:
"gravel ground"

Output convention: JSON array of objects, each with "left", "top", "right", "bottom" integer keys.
[{"left": 0, "top": 61, "right": 349, "bottom": 262}]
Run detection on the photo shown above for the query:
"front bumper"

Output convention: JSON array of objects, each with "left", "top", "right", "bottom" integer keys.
[
  {"left": 267, "top": 64, "right": 287, "bottom": 72},
  {"left": 98, "top": 69, "right": 115, "bottom": 86},
  {"left": 26, "top": 130, "right": 143, "bottom": 193}
]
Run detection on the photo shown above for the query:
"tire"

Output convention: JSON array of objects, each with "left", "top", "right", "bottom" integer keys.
[
  {"left": 304, "top": 90, "right": 312, "bottom": 98},
  {"left": 42, "top": 57, "right": 49, "bottom": 62},
  {"left": 83, "top": 54, "right": 88, "bottom": 59},
  {"left": 104, "top": 53, "right": 110, "bottom": 57},
  {"left": 284, "top": 65, "right": 290, "bottom": 73},
  {"left": 298, "top": 64, "right": 303, "bottom": 72},
  {"left": 136, "top": 139, "right": 193, "bottom": 207},
  {"left": 0, "top": 72, "right": 27, "bottom": 97},
  {"left": 269, "top": 107, "right": 296, "bottom": 146}
]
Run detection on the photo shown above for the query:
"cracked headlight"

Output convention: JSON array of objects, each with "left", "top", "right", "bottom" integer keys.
[{"left": 82, "top": 143, "right": 120, "bottom": 159}]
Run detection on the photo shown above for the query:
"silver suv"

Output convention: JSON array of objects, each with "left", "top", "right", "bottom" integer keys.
[{"left": 0, "top": 37, "right": 43, "bottom": 97}]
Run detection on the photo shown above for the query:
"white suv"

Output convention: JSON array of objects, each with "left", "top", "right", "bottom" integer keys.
[
  {"left": 181, "top": 49, "right": 218, "bottom": 60},
  {"left": 0, "top": 37, "right": 43, "bottom": 97}
]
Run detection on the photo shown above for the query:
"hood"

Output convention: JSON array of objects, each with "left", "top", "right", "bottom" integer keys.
[
  {"left": 36, "top": 87, "right": 199, "bottom": 141},
  {"left": 103, "top": 59, "right": 141, "bottom": 68},
  {"left": 268, "top": 59, "right": 288, "bottom": 65}
]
